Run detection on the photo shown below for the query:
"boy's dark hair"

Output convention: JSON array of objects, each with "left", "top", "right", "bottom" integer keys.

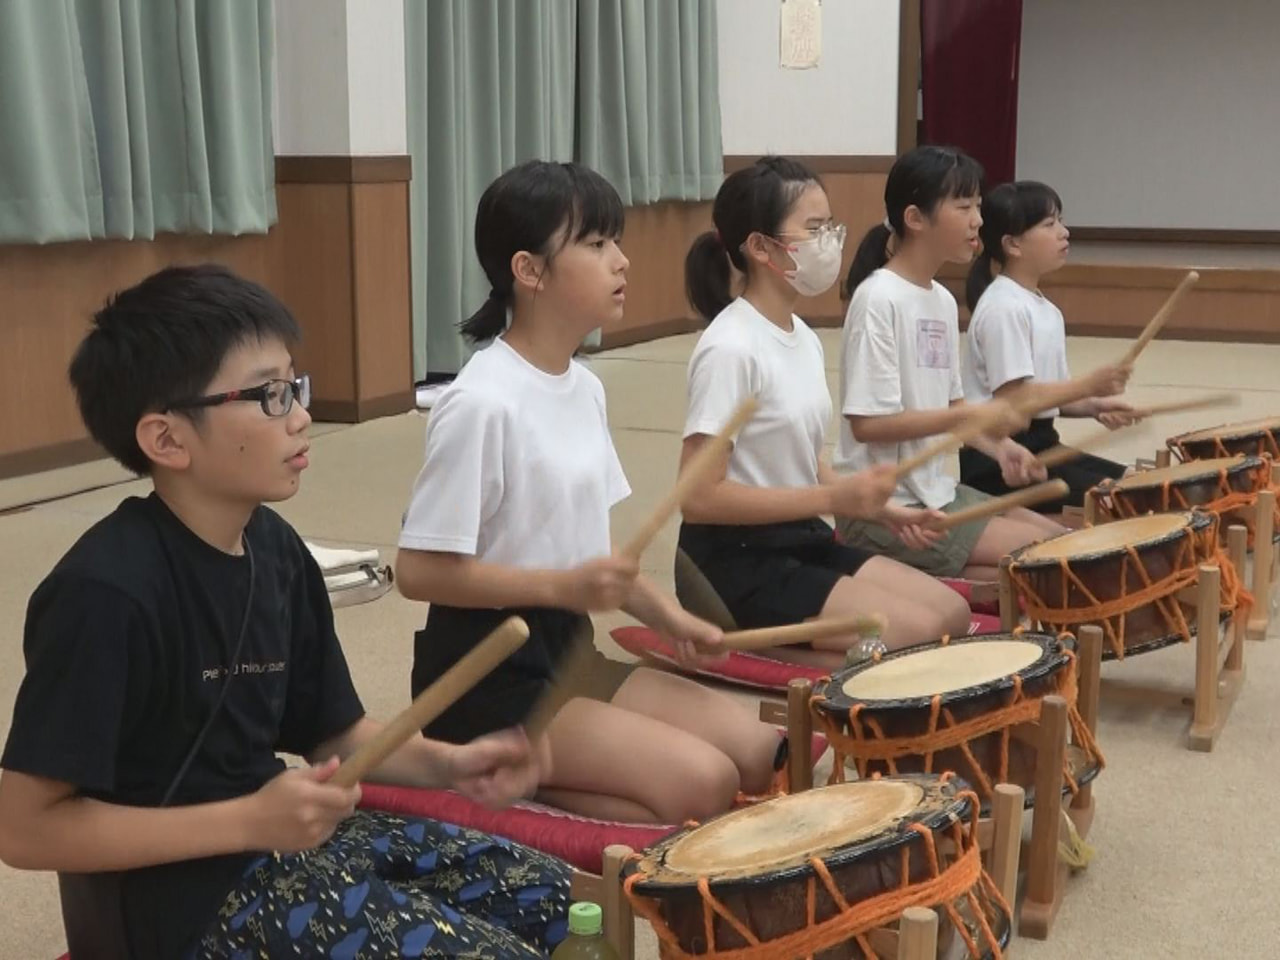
[{"left": 69, "top": 264, "right": 301, "bottom": 475}]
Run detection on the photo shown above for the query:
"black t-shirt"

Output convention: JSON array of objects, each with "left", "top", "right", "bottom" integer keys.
[{"left": 1, "top": 494, "right": 365, "bottom": 959}]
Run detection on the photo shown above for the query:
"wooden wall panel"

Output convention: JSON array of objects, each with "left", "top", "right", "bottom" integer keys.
[
  {"left": 0, "top": 233, "right": 271, "bottom": 469},
  {"left": 271, "top": 183, "right": 355, "bottom": 400},
  {"left": 350, "top": 182, "right": 413, "bottom": 413},
  {"left": 0, "top": 158, "right": 413, "bottom": 477}
]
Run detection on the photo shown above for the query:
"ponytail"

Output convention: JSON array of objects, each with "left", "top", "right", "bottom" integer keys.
[
  {"left": 685, "top": 231, "right": 734, "bottom": 322},
  {"left": 841, "top": 224, "right": 892, "bottom": 301},
  {"left": 459, "top": 289, "right": 510, "bottom": 344},
  {"left": 843, "top": 146, "right": 985, "bottom": 301},
  {"left": 965, "top": 253, "right": 997, "bottom": 313},
  {"left": 686, "top": 156, "right": 822, "bottom": 322},
  {"left": 967, "top": 180, "right": 1064, "bottom": 313}
]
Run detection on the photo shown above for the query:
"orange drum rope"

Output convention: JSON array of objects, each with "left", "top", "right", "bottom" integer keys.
[
  {"left": 1008, "top": 526, "right": 1251, "bottom": 659},
  {"left": 624, "top": 775, "right": 1008, "bottom": 960},
  {"left": 810, "top": 640, "right": 1104, "bottom": 801},
  {"left": 1171, "top": 432, "right": 1280, "bottom": 463},
  {"left": 1096, "top": 464, "right": 1279, "bottom": 548}
]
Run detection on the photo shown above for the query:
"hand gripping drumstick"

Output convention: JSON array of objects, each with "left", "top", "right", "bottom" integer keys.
[
  {"left": 894, "top": 381, "right": 1093, "bottom": 483},
  {"left": 717, "top": 613, "right": 887, "bottom": 652},
  {"left": 618, "top": 398, "right": 759, "bottom": 561},
  {"left": 332, "top": 617, "right": 530, "bottom": 788},
  {"left": 1120, "top": 270, "right": 1199, "bottom": 366},
  {"left": 892, "top": 403, "right": 1014, "bottom": 481},
  {"left": 1035, "top": 392, "right": 1237, "bottom": 470},
  {"left": 930, "top": 479, "right": 1070, "bottom": 532},
  {"left": 524, "top": 401, "right": 760, "bottom": 739}
]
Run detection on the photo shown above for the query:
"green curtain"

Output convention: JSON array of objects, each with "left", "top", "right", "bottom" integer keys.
[
  {"left": 576, "top": 0, "right": 723, "bottom": 206},
  {"left": 0, "top": 0, "right": 276, "bottom": 245},
  {"left": 406, "top": 0, "right": 577, "bottom": 379}
]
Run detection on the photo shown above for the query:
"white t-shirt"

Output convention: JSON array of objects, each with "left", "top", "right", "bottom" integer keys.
[
  {"left": 963, "top": 275, "right": 1071, "bottom": 417},
  {"left": 399, "top": 337, "right": 630, "bottom": 569},
  {"left": 836, "top": 269, "right": 964, "bottom": 509},
  {"left": 684, "top": 297, "right": 832, "bottom": 490}
]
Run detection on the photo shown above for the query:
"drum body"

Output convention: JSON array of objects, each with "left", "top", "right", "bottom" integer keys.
[
  {"left": 1095, "top": 455, "right": 1271, "bottom": 544},
  {"left": 624, "top": 776, "right": 1010, "bottom": 959},
  {"left": 811, "top": 633, "right": 1100, "bottom": 802},
  {"left": 1169, "top": 417, "right": 1280, "bottom": 462},
  {"left": 1007, "top": 512, "right": 1221, "bottom": 660}
]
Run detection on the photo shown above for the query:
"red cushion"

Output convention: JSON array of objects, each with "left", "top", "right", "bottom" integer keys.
[
  {"left": 357, "top": 784, "right": 674, "bottom": 874},
  {"left": 940, "top": 577, "right": 1000, "bottom": 615},
  {"left": 612, "top": 626, "right": 829, "bottom": 689}
]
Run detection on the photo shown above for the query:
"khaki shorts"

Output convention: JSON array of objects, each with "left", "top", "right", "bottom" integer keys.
[{"left": 836, "top": 484, "right": 993, "bottom": 578}]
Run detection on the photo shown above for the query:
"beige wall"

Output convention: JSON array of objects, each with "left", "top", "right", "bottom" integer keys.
[{"left": 1017, "top": 0, "right": 1280, "bottom": 230}]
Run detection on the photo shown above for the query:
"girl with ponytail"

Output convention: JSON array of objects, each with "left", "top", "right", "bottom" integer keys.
[
  {"left": 961, "top": 181, "right": 1139, "bottom": 507},
  {"left": 397, "top": 160, "right": 778, "bottom": 823},
  {"left": 836, "top": 146, "right": 1069, "bottom": 581},
  {"left": 676, "top": 156, "right": 973, "bottom": 663}
]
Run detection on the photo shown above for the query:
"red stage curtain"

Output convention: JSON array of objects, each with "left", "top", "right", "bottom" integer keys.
[{"left": 920, "top": 0, "right": 1023, "bottom": 186}]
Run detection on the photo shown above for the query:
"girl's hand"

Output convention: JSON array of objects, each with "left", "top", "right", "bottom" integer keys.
[
  {"left": 555, "top": 556, "right": 640, "bottom": 612},
  {"left": 880, "top": 504, "right": 945, "bottom": 550},
  {"left": 996, "top": 441, "right": 1047, "bottom": 487},
  {"left": 660, "top": 610, "right": 727, "bottom": 667},
  {"left": 1093, "top": 398, "right": 1142, "bottom": 430},
  {"left": 1084, "top": 363, "right": 1133, "bottom": 399},
  {"left": 828, "top": 464, "right": 898, "bottom": 519}
]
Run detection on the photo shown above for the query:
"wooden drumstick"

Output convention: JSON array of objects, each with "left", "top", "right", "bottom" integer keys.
[
  {"left": 618, "top": 398, "right": 758, "bottom": 562},
  {"left": 521, "top": 633, "right": 599, "bottom": 741},
  {"left": 930, "top": 479, "right": 1070, "bottom": 531},
  {"left": 1124, "top": 391, "right": 1238, "bottom": 420},
  {"left": 1037, "top": 427, "right": 1127, "bottom": 470},
  {"left": 1120, "top": 270, "right": 1199, "bottom": 365},
  {"left": 892, "top": 404, "right": 1014, "bottom": 481},
  {"left": 1036, "top": 392, "right": 1236, "bottom": 470},
  {"left": 718, "top": 613, "right": 887, "bottom": 652},
  {"left": 526, "top": 401, "right": 757, "bottom": 739},
  {"left": 332, "top": 617, "right": 530, "bottom": 788}
]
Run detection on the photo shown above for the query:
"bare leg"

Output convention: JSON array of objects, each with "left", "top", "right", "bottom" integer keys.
[
  {"left": 961, "top": 515, "right": 1060, "bottom": 579},
  {"left": 611, "top": 668, "right": 779, "bottom": 795},
  {"left": 814, "top": 557, "right": 972, "bottom": 652},
  {"left": 541, "top": 697, "right": 740, "bottom": 823},
  {"left": 1007, "top": 506, "right": 1068, "bottom": 537}
]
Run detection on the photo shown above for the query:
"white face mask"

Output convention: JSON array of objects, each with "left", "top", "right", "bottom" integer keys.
[{"left": 770, "top": 224, "right": 846, "bottom": 297}]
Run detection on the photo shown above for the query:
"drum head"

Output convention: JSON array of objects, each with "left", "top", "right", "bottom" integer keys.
[
  {"left": 815, "top": 632, "right": 1067, "bottom": 714},
  {"left": 1016, "top": 511, "right": 1200, "bottom": 563},
  {"left": 1172, "top": 416, "right": 1280, "bottom": 444},
  {"left": 629, "top": 775, "right": 970, "bottom": 891},
  {"left": 1110, "top": 455, "right": 1252, "bottom": 491},
  {"left": 843, "top": 640, "right": 1041, "bottom": 701}
]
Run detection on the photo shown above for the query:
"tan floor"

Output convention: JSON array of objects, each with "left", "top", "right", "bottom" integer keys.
[{"left": 2, "top": 333, "right": 1279, "bottom": 958}]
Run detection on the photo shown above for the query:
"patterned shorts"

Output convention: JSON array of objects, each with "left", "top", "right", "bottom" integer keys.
[{"left": 189, "top": 810, "right": 572, "bottom": 959}]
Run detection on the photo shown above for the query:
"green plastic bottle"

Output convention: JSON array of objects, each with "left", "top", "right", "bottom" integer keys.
[{"left": 551, "top": 902, "right": 619, "bottom": 959}]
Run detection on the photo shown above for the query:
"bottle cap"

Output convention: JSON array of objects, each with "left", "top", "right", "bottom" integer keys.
[{"left": 568, "top": 901, "right": 603, "bottom": 936}]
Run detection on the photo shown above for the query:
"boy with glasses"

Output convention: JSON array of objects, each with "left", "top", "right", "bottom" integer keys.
[{"left": 0, "top": 265, "right": 570, "bottom": 959}]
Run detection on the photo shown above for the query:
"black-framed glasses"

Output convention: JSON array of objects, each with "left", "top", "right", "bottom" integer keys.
[{"left": 169, "top": 374, "right": 311, "bottom": 418}]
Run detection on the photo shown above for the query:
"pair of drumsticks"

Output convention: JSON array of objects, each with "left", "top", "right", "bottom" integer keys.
[
  {"left": 336, "top": 271, "right": 1213, "bottom": 785},
  {"left": 897, "top": 270, "right": 1227, "bottom": 517},
  {"left": 333, "top": 399, "right": 877, "bottom": 785}
]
